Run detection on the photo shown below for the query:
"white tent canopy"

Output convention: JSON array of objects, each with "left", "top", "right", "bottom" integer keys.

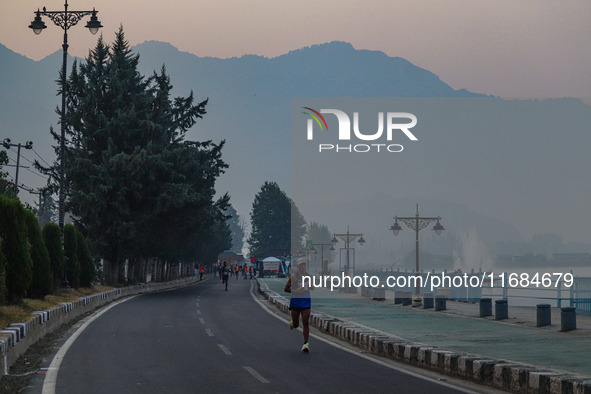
[{"left": 262, "top": 256, "right": 282, "bottom": 273}]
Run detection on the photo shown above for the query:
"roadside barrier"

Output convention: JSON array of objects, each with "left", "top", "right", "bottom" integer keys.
[
  {"left": 0, "top": 277, "right": 199, "bottom": 379},
  {"left": 495, "top": 299, "right": 508, "bottom": 320},
  {"left": 256, "top": 278, "right": 591, "bottom": 393},
  {"left": 480, "top": 298, "right": 492, "bottom": 317},
  {"left": 536, "top": 304, "right": 551, "bottom": 327},
  {"left": 561, "top": 307, "right": 577, "bottom": 332}
]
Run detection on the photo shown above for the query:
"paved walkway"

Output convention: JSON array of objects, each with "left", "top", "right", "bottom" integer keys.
[{"left": 261, "top": 277, "right": 591, "bottom": 378}]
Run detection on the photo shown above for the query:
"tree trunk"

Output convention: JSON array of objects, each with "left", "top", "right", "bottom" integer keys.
[
  {"left": 104, "top": 259, "right": 119, "bottom": 286},
  {"left": 118, "top": 260, "right": 126, "bottom": 284}
]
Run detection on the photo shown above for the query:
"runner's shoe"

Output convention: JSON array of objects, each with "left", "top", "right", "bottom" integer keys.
[
  {"left": 289, "top": 320, "right": 295, "bottom": 330},
  {"left": 301, "top": 342, "right": 309, "bottom": 353}
]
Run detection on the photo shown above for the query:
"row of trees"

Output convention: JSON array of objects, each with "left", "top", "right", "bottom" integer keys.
[
  {"left": 247, "top": 181, "right": 334, "bottom": 267},
  {"left": 34, "top": 28, "right": 232, "bottom": 284},
  {"left": 0, "top": 195, "right": 95, "bottom": 304}
]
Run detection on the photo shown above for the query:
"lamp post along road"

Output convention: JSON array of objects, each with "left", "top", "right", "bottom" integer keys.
[
  {"left": 311, "top": 243, "right": 334, "bottom": 276},
  {"left": 331, "top": 226, "right": 365, "bottom": 282},
  {"left": 390, "top": 204, "right": 444, "bottom": 297},
  {"left": 29, "top": 1, "right": 102, "bottom": 231}
]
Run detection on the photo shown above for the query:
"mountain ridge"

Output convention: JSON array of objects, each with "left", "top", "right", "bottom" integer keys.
[{"left": 2, "top": 39, "right": 589, "bottom": 256}]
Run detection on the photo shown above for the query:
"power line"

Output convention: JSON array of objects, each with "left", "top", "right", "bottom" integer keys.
[
  {"left": 5, "top": 173, "right": 30, "bottom": 190},
  {"left": 4, "top": 143, "right": 49, "bottom": 180},
  {"left": 32, "top": 147, "right": 52, "bottom": 167},
  {"left": 15, "top": 150, "right": 50, "bottom": 179},
  {"left": 22, "top": 165, "right": 49, "bottom": 180},
  {"left": 11, "top": 147, "right": 36, "bottom": 165},
  {"left": 5, "top": 152, "right": 18, "bottom": 165},
  {"left": 4, "top": 152, "right": 48, "bottom": 180},
  {"left": 4, "top": 172, "right": 48, "bottom": 211},
  {"left": 2, "top": 139, "right": 33, "bottom": 188}
]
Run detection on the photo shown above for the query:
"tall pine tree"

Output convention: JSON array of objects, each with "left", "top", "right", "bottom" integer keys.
[
  {"left": 224, "top": 204, "right": 245, "bottom": 253},
  {"left": 63, "top": 223, "right": 80, "bottom": 288},
  {"left": 40, "top": 27, "right": 228, "bottom": 284},
  {"left": 248, "top": 181, "right": 306, "bottom": 256},
  {"left": 42, "top": 222, "right": 65, "bottom": 289},
  {"left": 76, "top": 229, "right": 96, "bottom": 287}
]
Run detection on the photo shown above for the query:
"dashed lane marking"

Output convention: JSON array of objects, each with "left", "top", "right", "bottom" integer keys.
[
  {"left": 244, "top": 366, "right": 269, "bottom": 383},
  {"left": 218, "top": 344, "right": 232, "bottom": 355}
]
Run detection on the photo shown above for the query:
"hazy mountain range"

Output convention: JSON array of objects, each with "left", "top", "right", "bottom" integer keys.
[{"left": 1, "top": 40, "right": 589, "bottom": 267}]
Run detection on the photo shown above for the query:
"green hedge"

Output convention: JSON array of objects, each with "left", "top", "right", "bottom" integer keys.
[
  {"left": 25, "top": 209, "right": 53, "bottom": 298},
  {"left": 0, "top": 195, "right": 33, "bottom": 302},
  {"left": 64, "top": 223, "right": 80, "bottom": 288},
  {"left": 77, "top": 229, "right": 96, "bottom": 287},
  {"left": 43, "top": 222, "right": 65, "bottom": 289}
]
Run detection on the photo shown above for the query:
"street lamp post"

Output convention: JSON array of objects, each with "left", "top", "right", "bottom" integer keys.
[
  {"left": 304, "top": 239, "right": 314, "bottom": 271},
  {"left": 390, "top": 204, "right": 444, "bottom": 297},
  {"left": 29, "top": 1, "right": 102, "bottom": 231},
  {"left": 331, "top": 226, "right": 365, "bottom": 280},
  {"left": 311, "top": 243, "right": 334, "bottom": 276}
]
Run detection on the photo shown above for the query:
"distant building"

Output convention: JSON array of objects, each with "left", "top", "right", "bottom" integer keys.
[
  {"left": 253, "top": 249, "right": 291, "bottom": 260},
  {"left": 552, "top": 253, "right": 591, "bottom": 266},
  {"left": 217, "top": 251, "right": 244, "bottom": 265},
  {"left": 495, "top": 254, "right": 515, "bottom": 267}
]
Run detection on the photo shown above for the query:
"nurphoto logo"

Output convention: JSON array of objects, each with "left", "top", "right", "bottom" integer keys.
[{"left": 302, "top": 107, "right": 418, "bottom": 153}]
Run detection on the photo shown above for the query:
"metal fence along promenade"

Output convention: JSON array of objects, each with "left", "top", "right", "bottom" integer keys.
[
  {"left": 358, "top": 269, "right": 591, "bottom": 316},
  {"left": 260, "top": 276, "right": 591, "bottom": 384}
]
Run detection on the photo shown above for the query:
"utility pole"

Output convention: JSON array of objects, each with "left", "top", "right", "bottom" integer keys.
[
  {"left": 27, "top": 188, "right": 44, "bottom": 216},
  {"left": 2, "top": 138, "right": 33, "bottom": 188}
]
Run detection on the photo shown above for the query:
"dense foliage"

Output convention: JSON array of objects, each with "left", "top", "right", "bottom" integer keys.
[
  {"left": 42, "top": 222, "right": 65, "bottom": 289},
  {"left": 77, "top": 230, "right": 96, "bottom": 287},
  {"left": 0, "top": 195, "right": 33, "bottom": 302},
  {"left": 25, "top": 208, "right": 53, "bottom": 298},
  {"left": 248, "top": 181, "right": 306, "bottom": 256},
  {"left": 63, "top": 223, "right": 80, "bottom": 288},
  {"left": 0, "top": 151, "right": 18, "bottom": 199},
  {"left": 225, "top": 204, "right": 245, "bottom": 252},
  {"left": 38, "top": 28, "right": 230, "bottom": 283}
]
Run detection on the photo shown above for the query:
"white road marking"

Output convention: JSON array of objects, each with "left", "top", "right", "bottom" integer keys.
[
  {"left": 243, "top": 366, "right": 270, "bottom": 383},
  {"left": 205, "top": 328, "right": 214, "bottom": 337},
  {"left": 218, "top": 344, "right": 232, "bottom": 355},
  {"left": 199, "top": 318, "right": 205, "bottom": 324},
  {"left": 42, "top": 296, "right": 137, "bottom": 394},
  {"left": 248, "top": 281, "right": 481, "bottom": 394},
  {"left": 196, "top": 309, "right": 202, "bottom": 315}
]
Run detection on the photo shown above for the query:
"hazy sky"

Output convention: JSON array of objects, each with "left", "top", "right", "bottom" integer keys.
[{"left": 2, "top": 0, "right": 590, "bottom": 98}]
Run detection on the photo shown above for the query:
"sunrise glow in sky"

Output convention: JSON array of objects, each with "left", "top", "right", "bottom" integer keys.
[{"left": 1, "top": 0, "right": 590, "bottom": 98}]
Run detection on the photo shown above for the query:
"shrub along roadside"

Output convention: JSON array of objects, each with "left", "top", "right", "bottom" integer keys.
[
  {"left": 63, "top": 224, "right": 80, "bottom": 289},
  {"left": 25, "top": 209, "right": 53, "bottom": 299},
  {"left": 42, "top": 222, "right": 65, "bottom": 292},
  {"left": 0, "top": 195, "right": 96, "bottom": 305},
  {"left": 0, "top": 195, "right": 33, "bottom": 303},
  {"left": 0, "top": 285, "right": 113, "bottom": 330}
]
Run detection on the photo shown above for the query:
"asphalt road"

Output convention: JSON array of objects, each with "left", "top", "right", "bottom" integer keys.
[{"left": 29, "top": 277, "right": 501, "bottom": 393}]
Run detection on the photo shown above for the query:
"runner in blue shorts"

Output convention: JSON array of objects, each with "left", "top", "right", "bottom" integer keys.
[{"left": 284, "top": 259, "right": 314, "bottom": 352}]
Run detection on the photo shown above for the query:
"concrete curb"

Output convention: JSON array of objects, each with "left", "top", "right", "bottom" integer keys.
[
  {"left": 256, "top": 279, "right": 591, "bottom": 394},
  {"left": 0, "top": 277, "right": 200, "bottom": 379}
]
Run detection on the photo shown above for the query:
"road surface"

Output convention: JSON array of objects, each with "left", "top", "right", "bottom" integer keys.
[{"left": 30, "top": 277, "right": 502, "bottom": 393}]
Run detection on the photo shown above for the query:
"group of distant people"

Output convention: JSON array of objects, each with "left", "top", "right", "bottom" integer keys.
[
  {"left": 210, "top": 258, "right": 314, "bottom": 354},
  {"left": 217, "top": 261, "right": 254, "bottom": 290}
]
